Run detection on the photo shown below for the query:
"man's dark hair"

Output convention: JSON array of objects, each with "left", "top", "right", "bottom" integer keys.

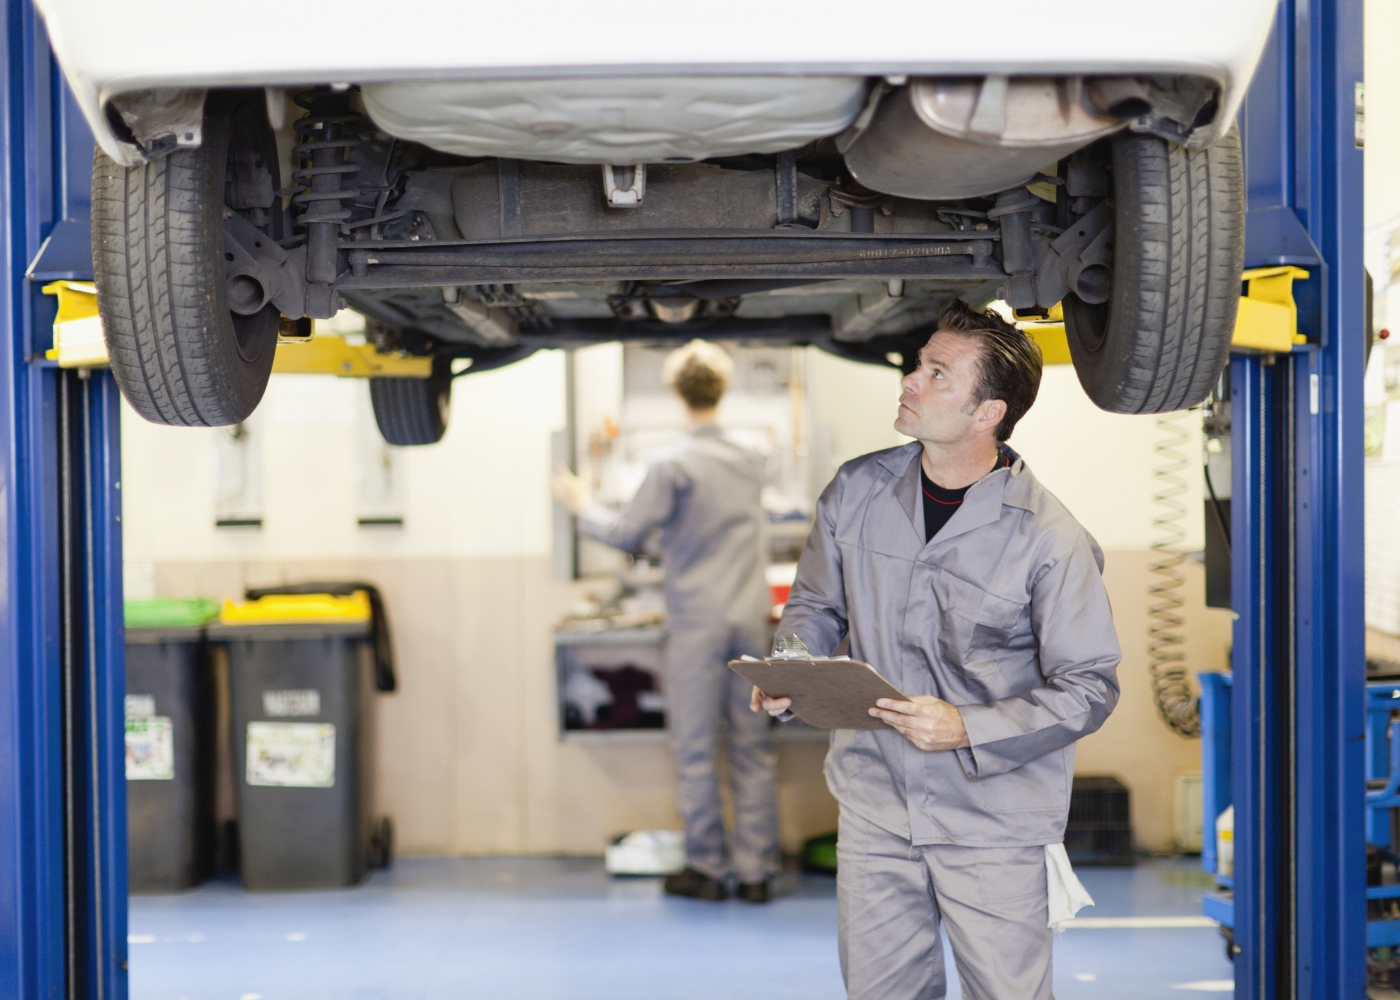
[
  {"left": 934, "top": 299, "right": 1043, "bottom": 442},
  {"left": 668, "top": 351, "right": 729, "bottom": 410}
]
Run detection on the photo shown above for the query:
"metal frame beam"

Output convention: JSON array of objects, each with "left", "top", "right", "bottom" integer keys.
[
  {"left": 0, "top": 1, "right": 126, "bottom": 997},
  {"left": 1232, "top": 0, "right": 1366, "bottom": 996}
]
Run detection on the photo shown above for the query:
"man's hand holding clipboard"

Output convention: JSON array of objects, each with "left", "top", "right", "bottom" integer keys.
[{"left": 736, "top": 656, "right": 972, "bottom": 749}]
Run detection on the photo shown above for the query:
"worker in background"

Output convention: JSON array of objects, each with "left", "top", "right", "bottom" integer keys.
[
  {"left": 753, "top": 301, "right": 1121, "bottom": 999},
  {"left": 552, "top": 340, "right": 779, "bottom": 903}
]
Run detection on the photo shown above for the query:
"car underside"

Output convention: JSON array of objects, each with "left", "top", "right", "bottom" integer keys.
[{"left": 87, "top": 73, "right": 1246, "bottom": 444}]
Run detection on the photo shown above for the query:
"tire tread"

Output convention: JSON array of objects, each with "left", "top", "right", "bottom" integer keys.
[
  {"left": 1067, "top": 127, "right": 1244, "bottom": 414},
  {"left": 369, "top": 371, "right": 450, "bottom": 446},
  {"left": 92, "top": 92, "right": 279, "bottom": 428}
]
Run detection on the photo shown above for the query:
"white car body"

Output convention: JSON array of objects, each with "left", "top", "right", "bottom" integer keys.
[{"left": 39, "top": 0, "right": 1279, "bottom": 166}]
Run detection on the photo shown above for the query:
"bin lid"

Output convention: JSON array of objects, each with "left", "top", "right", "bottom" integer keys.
[
  {"left": 209, "top": 591, "right": 372, "bottom": 637},
  {"left": 126, "top": 626, "right": 205, "bottom": 644},
  {"left": 205, "top": 620, "right": 370, "bottom": 641},
  {"left": 124, "top": 598, "right": 219, "bottom": 630}
]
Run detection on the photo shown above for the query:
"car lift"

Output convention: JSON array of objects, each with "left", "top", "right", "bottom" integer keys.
[{"left": 0, "top": 0, "right": 1367, "bottom": 996}]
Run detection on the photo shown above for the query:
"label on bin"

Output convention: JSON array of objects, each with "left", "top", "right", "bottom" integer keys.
[
  {"left": 245, "top": 722, "right": 336, "bottom": 788},
  {"left": 262, "top": 689, "right": 321, "bottom": 717},
  {"left": 125, "top": 716, "right": 174, "bottom": 780}
]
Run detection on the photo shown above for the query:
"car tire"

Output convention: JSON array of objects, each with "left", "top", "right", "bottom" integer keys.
[
  {"left": 92, "top": 90, "right": 283, "bottom": 426},
  {"left": 369, "top": 361, "right": 451, "bottom": 445},
  {"left": 1063, "top": 126, "right": 1244, "bottom": 414}
]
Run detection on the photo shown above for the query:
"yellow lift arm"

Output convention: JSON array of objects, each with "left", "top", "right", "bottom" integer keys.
[
  {"left": 46, "top": 267, "right": 1311, "bottom": 375},
  {"left": 40, "top": 282, "right": 432, "bottom": 377},
  {"left": 1018, "top": 266, "right": 1312, "bottom": 364}
]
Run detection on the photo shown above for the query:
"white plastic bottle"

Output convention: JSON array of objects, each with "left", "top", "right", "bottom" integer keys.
[{"left": 1216, "top": 805, "right": 1234, "bottom": 877}]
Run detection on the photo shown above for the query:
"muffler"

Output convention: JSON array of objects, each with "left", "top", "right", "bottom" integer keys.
[{"left": 841, "top": 77, "right": 1122, "bottom": 200}]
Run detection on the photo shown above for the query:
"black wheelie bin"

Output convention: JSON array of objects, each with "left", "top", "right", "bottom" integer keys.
[
  {"left": 124, "top": 598, "right": 220, "bottom": 892},
  {"left": 207, "top": 584, "right": 395, "bottom": 890}
]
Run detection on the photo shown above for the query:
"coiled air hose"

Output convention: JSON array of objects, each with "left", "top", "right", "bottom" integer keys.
[{"left": 1148, "top": 411, "right": 1202, "bottom": 738}]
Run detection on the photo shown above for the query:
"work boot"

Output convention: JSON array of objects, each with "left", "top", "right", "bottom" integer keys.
[
  {"left": 663, "top": 867, "right": 728, "bottom": 901},
  {"left": 735, "top": 880, "right": 771, "bottom": 904}
]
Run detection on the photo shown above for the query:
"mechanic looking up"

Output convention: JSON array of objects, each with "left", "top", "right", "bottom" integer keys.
[
  {"left": 552, "top": 341, "right": 779, "bottom": 903},
  {"left": 753, "top": 301, "right": 1122, "bottom": 999}
]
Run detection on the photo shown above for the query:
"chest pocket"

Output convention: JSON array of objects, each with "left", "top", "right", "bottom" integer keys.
[{"left": 931, "top": 569, "right": 1026, "bottom": 670}]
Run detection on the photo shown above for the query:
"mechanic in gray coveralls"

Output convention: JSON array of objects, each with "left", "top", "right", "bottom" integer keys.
[
  {"left": 753, "top": 301, "right": 1121, "bottom": 999},
  {"left": 553, "top": 340, "right": 778, "bottom": 903}
]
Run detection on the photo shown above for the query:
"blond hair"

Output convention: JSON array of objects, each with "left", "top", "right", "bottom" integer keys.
[{"left": 662, "top": 340, "right": 733, "bottom": 410}]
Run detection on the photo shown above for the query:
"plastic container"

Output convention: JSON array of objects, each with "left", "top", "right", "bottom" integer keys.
[
  {"left": 208, "top": 589, "right": 385, "bottom": 890},
  {"left": 605, "top": 830, "right": 685, "bottom": 876},
  {"left": 1216, "top": 805, "right": 1235, "bottom": 877},
  {"left": 1065, "top": 775, "right": 1135, "bottom": 866},
  {"left": 801, "top": 832, "right": 839, "bottom": 874},
  {"left": 124, "top": 598, "right": 219, "bottom": 892}
]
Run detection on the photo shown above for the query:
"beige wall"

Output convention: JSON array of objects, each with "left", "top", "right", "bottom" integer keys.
[
  {"left": 124, "top": 349, "right": 1231, "bottom": 857},
  {"left": 1366, "top": 0, "right": 1400, "bottom": 228},
  {"left": 1082, "top": 554, "right": 1230, "bottom": 851}
]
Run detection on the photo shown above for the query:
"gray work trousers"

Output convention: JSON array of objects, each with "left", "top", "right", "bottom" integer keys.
[
  {"left": 837, "top": 806, "right": 1053, "bottom": 1000},
  {"left": 665, "top": 621, "right": 779, "bottom": 883}
]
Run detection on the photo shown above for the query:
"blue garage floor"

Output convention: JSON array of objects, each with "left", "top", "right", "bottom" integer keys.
[{"left": 128, "top": 854, "right": 1235, "bottom": 1000}]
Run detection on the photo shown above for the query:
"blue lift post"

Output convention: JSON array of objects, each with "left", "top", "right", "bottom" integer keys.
[
  {"left": 1230, "top": 0, "right": 1367, "bottom": 996},
  {"left": 0, "top": 1, "right": 127, "bottom": 998}
]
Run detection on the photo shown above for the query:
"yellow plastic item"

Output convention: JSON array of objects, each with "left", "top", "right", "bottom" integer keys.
[
  {"left": 271, "top": 335, "right": 433, "bottom": 378},
  {"left": 41, "top": 281, "right": 109, "bottom": 368},
  {"left": 1231, "top": 266, "right": 1310, "bottom": 353},
  {"left": 219, "top": 591, "right": 371, "bottom": 625},
  {"left": 1019, "top": 303, "right": 1072, "bottom": 366},
  {"left": 1023, "top": 322, "right": 1072, "bottom": 365}
]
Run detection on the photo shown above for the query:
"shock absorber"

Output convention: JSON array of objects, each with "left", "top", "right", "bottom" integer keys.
[{"left": 292, "top": 89, "right": 363, "bottom": 318}]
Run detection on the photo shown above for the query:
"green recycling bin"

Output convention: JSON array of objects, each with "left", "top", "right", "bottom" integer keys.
[{"left": 124, "top": 598, "right": 219, "bottom": 892}]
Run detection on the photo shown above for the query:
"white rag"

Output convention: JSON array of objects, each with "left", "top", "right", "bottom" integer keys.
[{"left": 1045, "top": 843, "right": 1094, "bottom": 931}]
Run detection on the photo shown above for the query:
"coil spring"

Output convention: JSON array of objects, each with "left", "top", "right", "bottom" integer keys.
[
  {"left": 291, "top": 90, "right": 363, "bottom": 230},
  {"left": 1148, "top": 410, "right": 1202, "bottom": 738}
]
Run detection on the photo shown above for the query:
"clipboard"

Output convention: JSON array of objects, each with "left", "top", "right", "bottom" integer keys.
[{"left": 728, "top": 658, "right": 907, "bottom": 730}]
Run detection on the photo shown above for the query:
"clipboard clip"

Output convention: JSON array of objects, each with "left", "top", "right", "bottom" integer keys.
[{"left": 771, "top": 632, "right": 812, "bottom": 660}]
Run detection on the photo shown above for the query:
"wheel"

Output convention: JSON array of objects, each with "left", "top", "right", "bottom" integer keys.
[
  {"left": 92, "top": 90, "right": 283, "bottom": 426},
  {"left": 369, "top": 360, "right": 452, "bottom": 445},
  {"left": 1063, "top": 126, "right": 1244, "bottom": 414}
]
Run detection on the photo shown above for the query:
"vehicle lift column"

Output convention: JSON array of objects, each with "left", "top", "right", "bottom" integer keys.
[
  {"left": 1230, "top": 0, "right": 1367, "bottom": 996},
  {"left": 0, "top": 0, "right": 1371, "bottom": 998},
  {"left": 0, "top": 2, "right": 127, "bottom": 997}
]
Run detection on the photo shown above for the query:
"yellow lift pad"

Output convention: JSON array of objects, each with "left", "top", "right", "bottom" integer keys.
[
  {"left": 219, "top": 590, "right": 371, "bottom": 626},
  {"left": 42, "top": 281, "right": 107, "bottom": 368},
  {"left": 1231, "top": 265, "right": 1310, "bottom": 353},
  {"left": 1018, "top": 303, "right": 1072, "bottom": 366}
]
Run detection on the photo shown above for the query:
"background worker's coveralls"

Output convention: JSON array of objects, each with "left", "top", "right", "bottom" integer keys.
[
  {"left": 577, "top": 425, "right": 778, "bottom": 883},
  {"left": 779, "top": 442, "right": 1121, "bottom": 1000}
]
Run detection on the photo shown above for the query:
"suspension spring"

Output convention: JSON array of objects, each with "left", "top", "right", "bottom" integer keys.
[
  {"left": 292, "top": 90, "right": 364, "bottom": 302},
  {"left": 1148, "top": 410, "right": 1202, "bottom": 738}
]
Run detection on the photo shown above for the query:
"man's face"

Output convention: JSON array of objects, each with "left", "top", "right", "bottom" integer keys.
[{"left": 894, "top": 331, "right": 1001, "bottom": 444}]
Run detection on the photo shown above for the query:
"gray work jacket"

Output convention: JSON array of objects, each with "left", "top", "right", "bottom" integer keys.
[
  {"left": 577, "top": 425, "right": 769, "bottom": 629},
  {"left": 778, "top": 442, "right": 1121, "bottom": 847}
]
